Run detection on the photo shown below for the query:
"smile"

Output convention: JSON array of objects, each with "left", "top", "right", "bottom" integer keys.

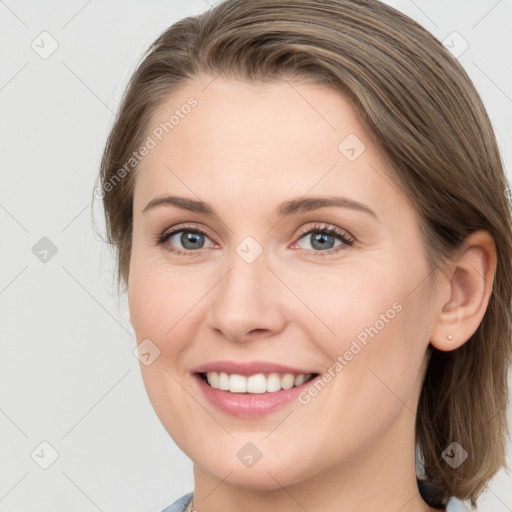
[
  {"left": 190, "top": 360, "right": 321, "bottom": 417},
  {"left": 200, "top": 371, "right": 317, "bottom": 394}
]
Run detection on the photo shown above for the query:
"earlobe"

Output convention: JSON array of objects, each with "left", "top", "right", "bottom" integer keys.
[{"left": 430, "top": 230, "right": 497, "bottom": 352}]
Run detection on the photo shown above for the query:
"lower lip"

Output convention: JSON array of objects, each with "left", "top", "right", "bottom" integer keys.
[{"left": 192, "top": 373, "right": 317, "bottom": 418}]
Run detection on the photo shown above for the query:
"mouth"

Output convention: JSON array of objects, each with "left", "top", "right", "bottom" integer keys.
[
  {"left": 190, "top": 360, "right": 322, "bottom": 417},
  {"left": 197, "top": 371, "right": 319, "bottom": 394},
  {"left": 192, "top": 370, "right": 321, "bottom": 418}
]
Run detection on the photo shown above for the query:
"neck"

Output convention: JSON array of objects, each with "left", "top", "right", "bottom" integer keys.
[{"left": 190, "top": 407, "right": 438, "bottom": 512}]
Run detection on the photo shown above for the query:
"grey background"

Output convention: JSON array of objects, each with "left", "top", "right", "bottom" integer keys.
[{"left": 1, "top": 0, "right": 511, "bottom": 511}]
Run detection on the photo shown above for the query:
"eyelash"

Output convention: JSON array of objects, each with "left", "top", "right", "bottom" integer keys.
[{"left": 154, "top": 222, "right": 355, "bottom": 257}]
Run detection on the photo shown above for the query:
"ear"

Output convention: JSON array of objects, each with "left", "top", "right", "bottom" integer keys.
[{"left": 430, "top": 230, "right": 497, "bottom": 351}]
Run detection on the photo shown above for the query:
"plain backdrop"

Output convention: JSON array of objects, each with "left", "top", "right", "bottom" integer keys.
[{"left": 1, "top": 1, "right": 511, "bottom": 511}]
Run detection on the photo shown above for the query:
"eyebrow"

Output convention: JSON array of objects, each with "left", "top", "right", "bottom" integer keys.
[{"left": 141, "top": 195, "right": 377, "bottom": 219}]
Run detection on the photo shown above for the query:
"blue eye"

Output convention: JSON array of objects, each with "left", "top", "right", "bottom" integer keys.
[
  {"left": 157, "top": 225, "right": 214, "bottom": 254},
  {"left": 293, "top": 224, "right": 355, "bottom": 255},
  {"left": 156, "top": 222, "right": 354, "bottom": 256}
]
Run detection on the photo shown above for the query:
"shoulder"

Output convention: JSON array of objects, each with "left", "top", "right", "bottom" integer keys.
[
  {"left": 160, "top": 492, "right": 193, "bottom": 512},
  {"left": 446, "top": 496, "right": 470, "bottom": 511}
]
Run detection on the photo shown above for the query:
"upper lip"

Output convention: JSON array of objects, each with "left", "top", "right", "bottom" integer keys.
[{"left": 191, "top": 360, "right": 317, "bottom": 376}]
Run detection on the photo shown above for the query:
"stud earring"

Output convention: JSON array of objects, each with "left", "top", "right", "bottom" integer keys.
[{"left": 447, "top": 335, "right": 453, "bottom": 340}]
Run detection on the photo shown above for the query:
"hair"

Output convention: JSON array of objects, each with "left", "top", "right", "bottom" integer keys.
[{"left": 97, "top": 0, "right": 512, "bottom": 507}]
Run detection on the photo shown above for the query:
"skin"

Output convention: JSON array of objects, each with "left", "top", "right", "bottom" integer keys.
[{"left": 127, "top": 76, "right": 497, "bottom": 512}]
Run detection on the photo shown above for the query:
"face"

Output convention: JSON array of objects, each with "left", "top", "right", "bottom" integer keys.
[{"left": 128, "top": 76, "right": 437, "bottom": 490}]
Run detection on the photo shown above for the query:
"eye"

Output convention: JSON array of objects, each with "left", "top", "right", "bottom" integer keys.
[
  {"left": 292, "top": 223, "right": 355, "bottom": 255},
  {"left": 155, "top": 224, "right": 215, "bottom": 254},
  {"left": 155, "top": 222, "right": 355, "bottom": 257}
]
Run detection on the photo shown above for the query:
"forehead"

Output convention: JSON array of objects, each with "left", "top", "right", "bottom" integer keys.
[
  {"left": 146, "top": 75, "right": 364, "bottom": 148},
  {"left": 132, "top": 76, "right": 406, "bottom": 219}
]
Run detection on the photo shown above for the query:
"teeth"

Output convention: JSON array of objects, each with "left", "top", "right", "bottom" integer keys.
[
  {"left": 281, "top": 374, "right": 295, "bottom": 389},
  {"left": 205, "top": 371, "right": 312, "bottom": 393},
  {"left": 266, "top": 373, "right": 281, "bottom": 392},
  {"left": 247, "top": 374, "right": 267, "bottom": 394},
  {"left": 219, "top": 372, "right": 229, "bottom": 390},
  {"left": 207, "top": 371, "right": 220, "bottom": 389},
  {"left": 294, "top": 374, "right": 307, "bottom": 386},
  {"left": 229, "top": 374, "right": 247, "bottom": 393}
]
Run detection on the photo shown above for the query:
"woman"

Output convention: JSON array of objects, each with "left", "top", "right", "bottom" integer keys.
[{"left": 97, "top": 0, "right": 512, "bottom": 510}]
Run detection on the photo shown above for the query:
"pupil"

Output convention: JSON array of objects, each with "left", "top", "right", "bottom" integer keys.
[
  {"left": 311, "top": 232, "right": 334, "bottom": 250},
  {"left": 181, "top": 232, "right": 203, "bottom": 249}
]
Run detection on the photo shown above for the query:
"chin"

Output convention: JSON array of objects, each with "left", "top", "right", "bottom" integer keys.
[{"left": 199, "top": 458, "right": 308, "bottom": 491}]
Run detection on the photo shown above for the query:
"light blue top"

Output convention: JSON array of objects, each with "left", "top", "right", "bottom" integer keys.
[
  {"left": 161, "top": 492, "right": 193, "bottom": 512},
  {"left": 161, "top": 492, "right": 469, "bottom": 511}
]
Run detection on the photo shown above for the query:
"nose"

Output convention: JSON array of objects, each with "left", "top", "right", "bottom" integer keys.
[{"left": 205, "top": 247, "right": 286, "bottom": 344}]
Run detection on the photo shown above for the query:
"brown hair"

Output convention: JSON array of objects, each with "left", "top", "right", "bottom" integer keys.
[{"left": 96, "top": 0, "right": 512, "bottom": 507}]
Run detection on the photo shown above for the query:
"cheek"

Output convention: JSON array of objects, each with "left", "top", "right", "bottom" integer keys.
[
  {"left": 128, "top": 266, "right": 190, "bottom": 355},
  {"left": 127, "top": 262, "right": 200, "bottom": 444},
  {"left": 128, "top": 237, "right": 189, "bottom": 340},
  {"left": 304, "top": 256, "right": 431, "bottom": 404}
]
